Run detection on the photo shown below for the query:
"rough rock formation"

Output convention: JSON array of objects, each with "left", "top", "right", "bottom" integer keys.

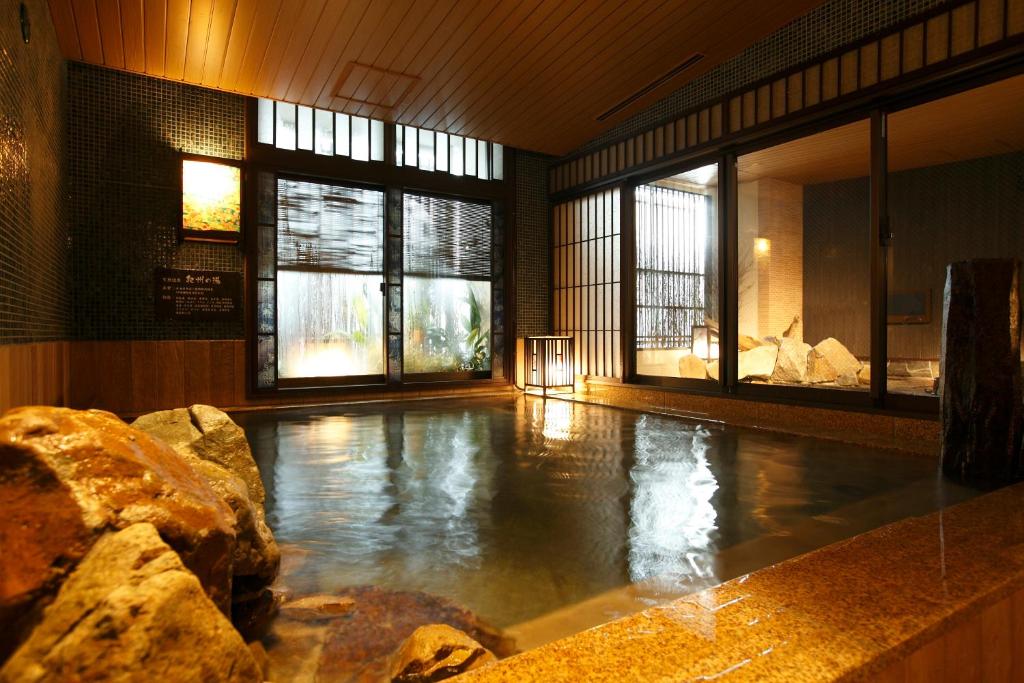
[
  {"left": 272, "top": 586, "right": 515, "bottom": 683},
  {"left": 771, "top": 338, "right": 811, "bottom": 384},
  {"left": 389, "top": 624, "right": 496, "bottom": 682},
  {"left": 857, "top": 363, "right": 871, "bottom": 386},
  {"left": 132, "top": 406, "right": 280, "bottom": 639},
  {"left": 706, "top": 360, "right": 720, "bottom": 382},
  {"left": 281, "top": 594, "right": 357, "bottom": 621},
  {"left": 678, "top": 354, "right": 708, "bottom": 380},
  {"left": 0, "top": 406, "right": 236, "bottom": 644},
  {"left": 806, "top": 338, "right": 861, "bottom": 384},
  {"left": 738, "top": 334, "right": 765, "bottom": 351},
  {"left": 0, "top": 524, "right": 259, "bottom": 683},
  {"left": 738, "top": 345, "right": 778, "bottom": 381},
  {"left": 132, "top": 405, "right": 265, "bottom": 507},
  {"left": 836, "top": 371, "right": 859, "bottom": 387},
  {"left": 782, "top": 315, "right": 803, "bottom": 343},
  {"left": 940, "top": 258, "right": 1024, "bottom": 483}
]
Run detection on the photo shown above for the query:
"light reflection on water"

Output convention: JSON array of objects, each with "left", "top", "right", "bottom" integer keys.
[{"left": 237, "top": 396, "right": 966, "bottom": 630}]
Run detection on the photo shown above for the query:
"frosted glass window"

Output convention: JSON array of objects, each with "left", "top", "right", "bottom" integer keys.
[
  {"left": 278, "top": 272, "right": 385, "bottom": 378},
  {"left": 449, "top": 136, "right": 464, "bottom": 176},
  {"left": 419, "top": 130, "right": 435, "bottom": 172},
  {"left": 465, "top": 139, "right": 477, "bottom": 176},
  {"left": 275, "top": 102, "right": 296, "bottom": 150},
  {"left": 351, "top": 116, "right": 370, "bottom": 161},
  {"left": 404, "top": 126, "right": 418, "bottom": 167},
  {"left": 436, "top": 133, "right": 449, "bottom": 172},
  {"left": 404, "top": 277, "right": 491, "bottom": 373},
  {"left": 257, "top": 98, "right": 274, "bottom": 144},
  {"left": 396, "top": 125, "right": 404, "bottom": 165},
  {"left": 477, "top": 141, "right": 489, "bottom": 180},
  {"left": 492, "top": 143, "right": 504, "bottom": 180},
  {"left": 314, "top": 109, "right": 333, "bottom": 155},
  {"left": 335, "top": 113, "right": 350, "bottom": 156},
  {"left": 370, "top": 119, "right": 384, "bottom": 161},
  {"left": 297, "top": 106, "right": 314, "bottom": 150}
]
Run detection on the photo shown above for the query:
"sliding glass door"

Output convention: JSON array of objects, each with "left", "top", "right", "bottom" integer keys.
[
  {"left": 276, "top": 178, "right": 386, "bottom": 385},
  {"left": 635, "top": 163, "right": 720, "bottom": 385},
  {"left": 403, "top": 193, "right": 493, "bottom": 379}
]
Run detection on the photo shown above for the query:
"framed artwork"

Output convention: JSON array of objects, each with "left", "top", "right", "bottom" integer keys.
[{"left": 180, "top": 155, "right": 243, "bottom": 243}]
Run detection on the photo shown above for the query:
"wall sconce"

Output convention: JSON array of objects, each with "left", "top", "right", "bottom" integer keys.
[
  {"left": 755, "top": 237, "right": 771, "bottom": 256},
  {"left": 181, "top": 156, "right": 243, "bottom": 243},
  {"left": 524, "top": 336, "right": 575, "bottom": 397},
  {"left": 692, "top": 325, "right": 720, "bottom": 361}
]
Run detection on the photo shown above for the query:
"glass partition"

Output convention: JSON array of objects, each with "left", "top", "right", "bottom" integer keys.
[
  {"left": 736, "top": 120, "right": 871, "bottom": 391},
  {"left": 886, "top": 74, "right": 1024, "bottom": 396},
  {"left": 403, "top": 194, "right": 493, "bottom": 376},
  {"left": 276, "top": 179, "right": 385, "bottom": 382},
  {"left": 635, "top": 163, "right": 719, "bottom": 382}
]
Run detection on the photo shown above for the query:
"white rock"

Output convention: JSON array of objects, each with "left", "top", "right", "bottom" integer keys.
[
  {"left": 771, "top": 338, "right": 812, "bottom": 384},
  {"left": 806, "top": 337, "right": 861, "bottom": 384},
  {"left": 738, "top": 345, "right": 779, "bottom": 381},
  {"left": 678, "top": 354, "right": 708, "bottom": 380}
]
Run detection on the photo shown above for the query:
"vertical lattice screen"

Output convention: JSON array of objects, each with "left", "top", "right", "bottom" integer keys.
[
  {"left": 635, "top": 185, "right": 710, "bottom": 350},
  {"left": 552, "top": 189, "right": 621, "bottom": 378}
]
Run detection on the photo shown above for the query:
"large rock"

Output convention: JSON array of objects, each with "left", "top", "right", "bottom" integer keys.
[
  {"left": 389, "top": 624, "right": 496, "bottom": 682},
  {"left": 738, "top": 345, "right": 778, "bottom": 381},
  {"left": 941, "top": 259, "right": 1024, "bottom": 483},
  {"left": 806, "top": 337, "right": 861, "bottom": 384},
  {"left": 0, "top": 407, "right": 236, "bottom": 642},
  {"left": 0, "top": 524, "right": 259, "bottom": 683},
  {"left": 132, "top": 407, "right": 279, "bottom": 588},
  {"left": 771, "top": 338, "right": 811, "bottom": 384},
  {"left": 737, "top": 334, "right": 765, "bottom": 351},
  {"left": 677, "top": 354, "right": 708, "bottom": 380},
  {"left": 707, "top": 360, "right": 720, "bottom": 382},
  {"left": 133, "top": 405, "right": 265, "bottom": 508},
  {"left": 782, "top": 315, "right": 803, "bottom": 343}
]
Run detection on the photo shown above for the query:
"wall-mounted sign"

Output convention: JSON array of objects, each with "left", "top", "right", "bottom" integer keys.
[{"left": 155, "top": 268, "right": 241, "bottom": 321}]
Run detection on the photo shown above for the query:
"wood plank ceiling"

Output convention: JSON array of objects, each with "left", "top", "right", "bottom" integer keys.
[{"left": 47, "top": 0, "right": 824, "bottom": 155}]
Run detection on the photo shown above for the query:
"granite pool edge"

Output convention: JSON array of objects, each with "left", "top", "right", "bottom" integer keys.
[{"left": 455, "top": 482, "right": 1024, "bottom": 682}]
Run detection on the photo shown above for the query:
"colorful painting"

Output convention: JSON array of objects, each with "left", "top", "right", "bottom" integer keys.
[{"left": 182, "top": 159, "right": 241, "bottom": 241}]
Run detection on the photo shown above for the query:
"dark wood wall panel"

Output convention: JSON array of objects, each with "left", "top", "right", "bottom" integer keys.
[{"left": 0, "top": 342, "right": 69, "bottom": 413}]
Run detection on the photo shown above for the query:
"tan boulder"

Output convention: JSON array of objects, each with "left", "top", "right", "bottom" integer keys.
[
  {"left": 678, "top": 354, "right": 708, "bottom": 380},
  {"left": 0, "top": 524, "right": 259, "bottom": 683},
  {"left": 0, "top": 407, "right": 235, "bottom": 630},
  {"left": 132, "top": 408, "right": 279, "bottom": 585},
  {"left": 771, "top": 338, "right": 812, "bottom": 384},
  {"left": 858, "top": 363, "right": 872, "bottom": 386},
  {"left": 782, "top": 315, "right": 803, "bottom": 342},
  {"left": 836, "top": 371, "right": 859, "bottom": 387},
  {"left": 133, "top": 404, "right": 265, "bottom": 508},
  {"left": 806, "top": 338, "right": 861, "bottom": 384},
  {"left": 707, "top": 360, "right": 720, "bottom": 382},
  {"left": 281, "top": 594, "right": 357, "bottom": 622},
  {"left": 389, "top": 624, "right": 496, "bottom": 682},
  {"left": 738, "top": 334, "right": 764, "bottom": 351},
  {"left": 738, "top": 345, "right": 778, "bottom": 381}
]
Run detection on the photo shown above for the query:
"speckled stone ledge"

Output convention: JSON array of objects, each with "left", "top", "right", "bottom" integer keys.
[{"left": 457, "top": 482, "right": 1024, "bottom": 682}]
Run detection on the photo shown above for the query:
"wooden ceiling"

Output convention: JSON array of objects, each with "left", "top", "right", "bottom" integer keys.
[
  {"left": 737, "top": 73, "right": 1024, "bottom": 186},
  {"left": 46, "top": 0, "right": 824, "bottom": 155}
]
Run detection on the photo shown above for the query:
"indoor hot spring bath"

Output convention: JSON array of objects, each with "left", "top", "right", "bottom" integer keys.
[{"left": 232, "top": 395, "right": 975, "bottom": 681}]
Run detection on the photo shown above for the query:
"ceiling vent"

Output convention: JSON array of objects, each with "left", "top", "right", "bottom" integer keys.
[
  {"left": 596, "top": 53, "right": 705, "bottom": 122},
  {"left": 333, "top": 62, "right": 420, "bottom": 111}
]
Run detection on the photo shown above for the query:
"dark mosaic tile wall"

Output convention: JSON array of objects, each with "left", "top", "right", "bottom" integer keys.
[
  {"left": 575, "top": 0, "right": 948, "bottom": 156},
  {"left": 514, "top": 151, "right": 552, "bottom": 337},
  {"left": 0, "top": 0, "right": 69, "bottom": 343},
  {"left": 68, "top": 62, "right": 246, "bottom": 340}
]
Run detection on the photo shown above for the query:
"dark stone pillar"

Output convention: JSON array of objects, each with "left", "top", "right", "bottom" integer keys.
[{"left": 940, "top": 258, "right": 1023, "bottom": 484}]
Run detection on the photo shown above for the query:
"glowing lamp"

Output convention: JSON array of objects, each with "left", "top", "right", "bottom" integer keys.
[
  {"left": 691, "top": 325, "right": 720, "bottom": 362},
  {"left": 181, "top": 157, "right": 242, "bottom": 243},
  {"left": 755, "top": 237, "right": 771, "bottom": 256},
  {"left": 524, "top": 336, "right": 575, "bottom": 397}
]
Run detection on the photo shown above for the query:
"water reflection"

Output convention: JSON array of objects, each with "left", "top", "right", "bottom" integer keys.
[
  {"left": 236, "top": 396, "right": 968, "bottom": 633},
  {"left": 628, "top": 416, "right": 718, "bottom": 595}
]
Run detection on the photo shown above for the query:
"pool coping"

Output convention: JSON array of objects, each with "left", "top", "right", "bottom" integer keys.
[{"left": 454, "top": 481, "right": 1024, "bottom": 682}]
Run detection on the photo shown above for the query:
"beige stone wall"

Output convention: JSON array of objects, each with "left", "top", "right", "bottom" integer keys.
[{"left": 738, "top": 179, "right": 804, "bottom": 340}]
